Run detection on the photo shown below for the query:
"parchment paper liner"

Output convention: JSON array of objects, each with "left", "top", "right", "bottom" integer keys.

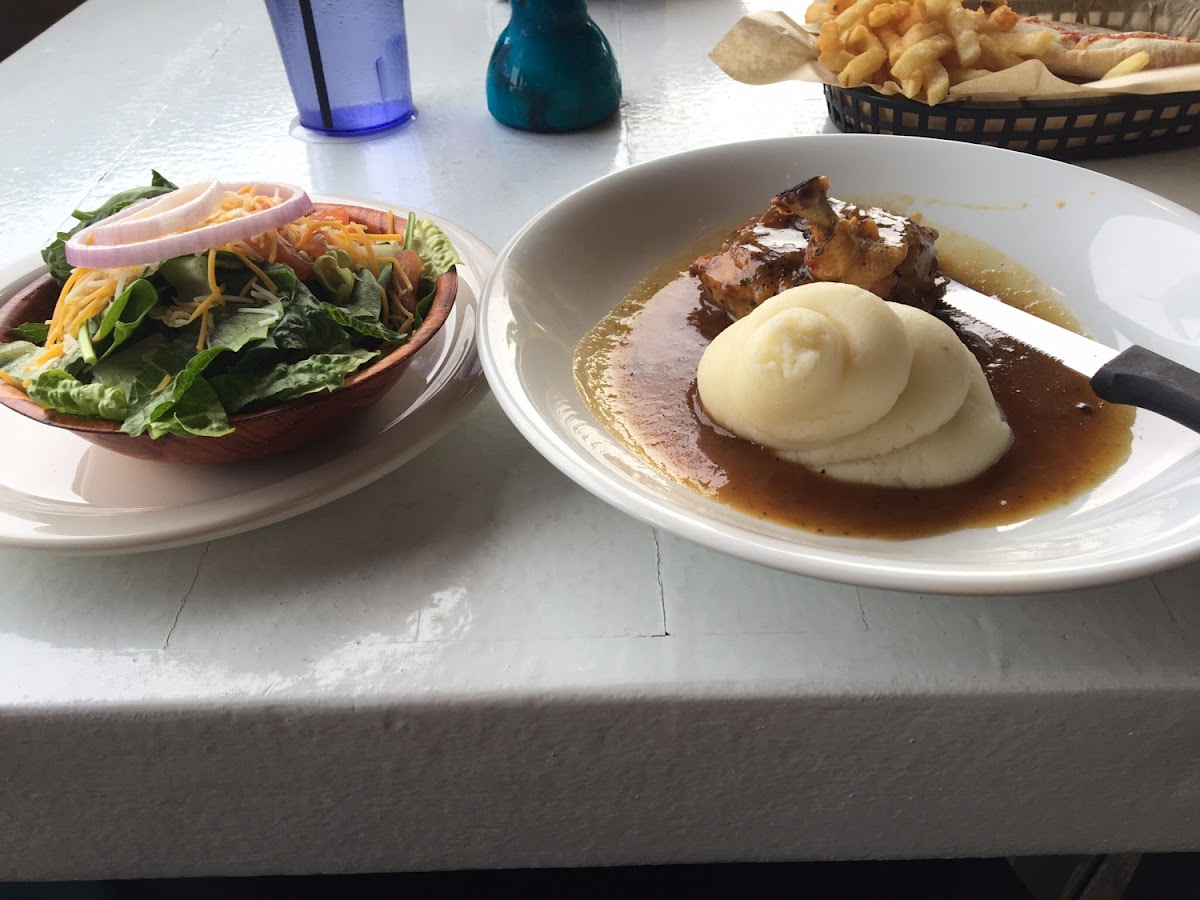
[{"left": 711, "top": 10, "right": 1200, "bottom": 103}]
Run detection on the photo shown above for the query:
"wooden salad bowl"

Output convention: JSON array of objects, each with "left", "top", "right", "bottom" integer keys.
[{"left": 0, "top": 204, "right": 458, "bottom": 465}]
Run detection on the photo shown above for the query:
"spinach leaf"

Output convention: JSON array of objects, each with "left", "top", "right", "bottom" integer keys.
[
  {"left": 323, "top": 266, "right": 412, "bottom": 342},
  {"left": 262, "top": 262, "right": 300, "bottom": 296},
  {"left": 159, "top": 251, "right": 258, "bottom": 300},
  {"left": 322, "top": 302, "right": 410, "bottom": 345},
  {"left": 121, "top": 346, "right": 227, "bottom": 437},
  {"left": 206, "top": 299, "right": 283, "bottom": 353},
  {"left": 105, "top": 327, "right": 201, "bottom": 376},
  {"left": 228, "top": 336, "right": 284, "bottom": 375},
  {"left": 90, "top": 339, "right": 173, "bottom": 405},
  {"left": 41, "top": 172, "right": 178, "bottom": 284},
  {"left": 269, "top": 282, "right": 347, "bottom": 353},
  {"left": 211, "top": 349, "right": 377, "bottom": 413},
  {"left": 158, "top": 255, "right": 213, "bottom": 301},
  {"left": 7, "top": 323, "right": 49, "bottom": 344},
  {"left": 71, "top": 170, "right": 176, "bottom": 220},
  {"left": 42, "top": 244, "right": 73, "bottom": 288},
  {"left": 347, "top": 267, "right": 386, "bottom": 321},
  {"left": 159, "top": 329, "right": 208, "bottom": 374},
  {"left": 146, "top": 377, "right": 232, "bottom": 439},
  {"left": 93, "top": 332, "right": 233, "bottom": 440},
  {"left": 412, "top": 288, "right": 437, "bottom": 330},
  {"left": 94, "top": 279, "right": 160, "bottom": 358}
]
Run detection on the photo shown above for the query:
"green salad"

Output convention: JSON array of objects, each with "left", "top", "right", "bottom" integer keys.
[{"left": 0, "top": 174, "right": 460, "bottom": 439}]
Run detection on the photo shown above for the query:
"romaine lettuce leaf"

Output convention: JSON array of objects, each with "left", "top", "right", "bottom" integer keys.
[
  {"left": 0, "top": 340, "right": 40, "bottom": 376},
  {"left": 313, "top": 249, "right": 356, "bottom": 304},
  {"left": 25, "top": 369, "right": 128, "bottom": 420},
  {"left": 408, "top": 218, "right": 462, "bottom": 282},
  {"left": 76, "top": 321, "right": 98, "bottom": 366}
]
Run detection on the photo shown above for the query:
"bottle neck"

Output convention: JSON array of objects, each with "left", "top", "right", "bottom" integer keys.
[{"left": 509, "top": 0, "right": 590, "bottom": 25}]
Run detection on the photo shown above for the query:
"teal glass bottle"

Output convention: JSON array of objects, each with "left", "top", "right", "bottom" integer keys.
[{"left": 486, "top": 0, "right": 622, "bottom": 133}]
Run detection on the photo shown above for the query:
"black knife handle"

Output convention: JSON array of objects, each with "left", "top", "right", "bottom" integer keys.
[{"left": 1091, "top": 345, "right": 1200, "bottom": 435}]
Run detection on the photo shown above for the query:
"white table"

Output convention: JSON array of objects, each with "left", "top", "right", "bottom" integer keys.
[{"left": 3, "top": 0, "right": 1200, "bottom": 882}]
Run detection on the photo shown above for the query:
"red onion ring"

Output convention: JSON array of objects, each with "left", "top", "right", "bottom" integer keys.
[
  {"left": 64, "top": 181, "right": 313, "bottom": 269},
  {"left": 87, "top": 180, "right": 223, "bottom": 247}
]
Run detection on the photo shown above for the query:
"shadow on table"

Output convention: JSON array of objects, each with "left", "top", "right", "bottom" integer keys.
[
  {"left": 5, "top": 854, "right": 1199, "bottom": 898},
  {"left": 1, "top": 2, "right": 84, "bottom": 61},
  {"left": 2, "top": 859, "right": 1031, "bottom": 899}
]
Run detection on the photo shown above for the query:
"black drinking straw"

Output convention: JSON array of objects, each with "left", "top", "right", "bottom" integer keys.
[{"left": 298, "top": 0, "right": 333, "bottom": 130}]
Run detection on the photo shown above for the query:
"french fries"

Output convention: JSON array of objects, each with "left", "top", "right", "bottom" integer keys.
[
  {"left": 1101, "top": 50, "right": 1151, "bottom": 80},
  {"left": 946, "top": 7, "right": 981, "bottom": 66},
  {"left": 808, "top": 0, "right": 1058, "bottom": 105},
  {"left": 977, "top": 32, "right": 1026, "bottom": 70}
]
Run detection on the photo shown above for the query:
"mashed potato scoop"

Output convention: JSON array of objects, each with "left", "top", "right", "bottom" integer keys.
[{"left": 697, "top": 282, "right": 1013, "bottom": 488}]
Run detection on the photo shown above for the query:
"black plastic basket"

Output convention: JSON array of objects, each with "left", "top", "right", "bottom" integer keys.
[
  {"left": 823, "top": 0, "right": 1200, "bottom": 159},
  {"left": 824, "top": 85, "right": 1200, "bottom": 159}
]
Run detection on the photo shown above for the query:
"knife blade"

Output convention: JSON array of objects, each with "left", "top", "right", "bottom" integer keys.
[{"left": 941, "top": 280, "right": 1200, "bottom": 435}]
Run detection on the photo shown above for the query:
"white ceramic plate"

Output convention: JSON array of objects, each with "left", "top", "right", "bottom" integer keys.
[
  {"left": 479, "top": 134, "right": 1200, "bottom": 594},
  {"left": 0, "top": 201, "right": 494, "bottom": 554}
]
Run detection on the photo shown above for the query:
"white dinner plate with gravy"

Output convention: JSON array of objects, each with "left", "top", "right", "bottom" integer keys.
[{"left": 478, "top": 134, "right": 1200, "bottom": 594}]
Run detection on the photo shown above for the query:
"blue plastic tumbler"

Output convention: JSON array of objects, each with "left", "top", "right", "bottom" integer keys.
[{"left": 264, "top": 0, "right": 415, "bottom": 135}]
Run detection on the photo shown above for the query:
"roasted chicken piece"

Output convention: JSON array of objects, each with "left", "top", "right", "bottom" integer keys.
[
  {"left": 685, "top": 201, "right": 817, "bottom": 320},
  {"left": 690, "top": 176, "right": 945, "bottom": 320},
  {"left": 781, "top": 176, "right": 944, "bottom": 309}
]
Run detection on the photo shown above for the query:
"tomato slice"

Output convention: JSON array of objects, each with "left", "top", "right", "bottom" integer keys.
[
  {"left": 312, "top": 206, "right": 351, "bottom": 225},
  {"left": 270, "top": 237, "right": 315, "bottom": 281}
]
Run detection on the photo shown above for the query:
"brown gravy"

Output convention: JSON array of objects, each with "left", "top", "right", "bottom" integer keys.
[{"left": 574, "top": 228, "right": 1135, "bottom": 540}]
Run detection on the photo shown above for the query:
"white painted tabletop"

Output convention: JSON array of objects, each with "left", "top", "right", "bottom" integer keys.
[{"left": 3, "top": 0, "right": 1200, "bottom": 881}]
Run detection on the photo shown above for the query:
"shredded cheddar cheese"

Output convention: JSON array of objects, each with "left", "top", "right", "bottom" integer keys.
[
  {"left": 393, "top": 264, "right": 412, "bottom": 293},
  {"left": 37, "top": 266, "right": 147, "bottom": 365},
  {"left": 294, "top": 219, "right": 319, "bottom": 252},
  {"left": 206, "top": 246, "right": 220, "bottom": 297}
]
